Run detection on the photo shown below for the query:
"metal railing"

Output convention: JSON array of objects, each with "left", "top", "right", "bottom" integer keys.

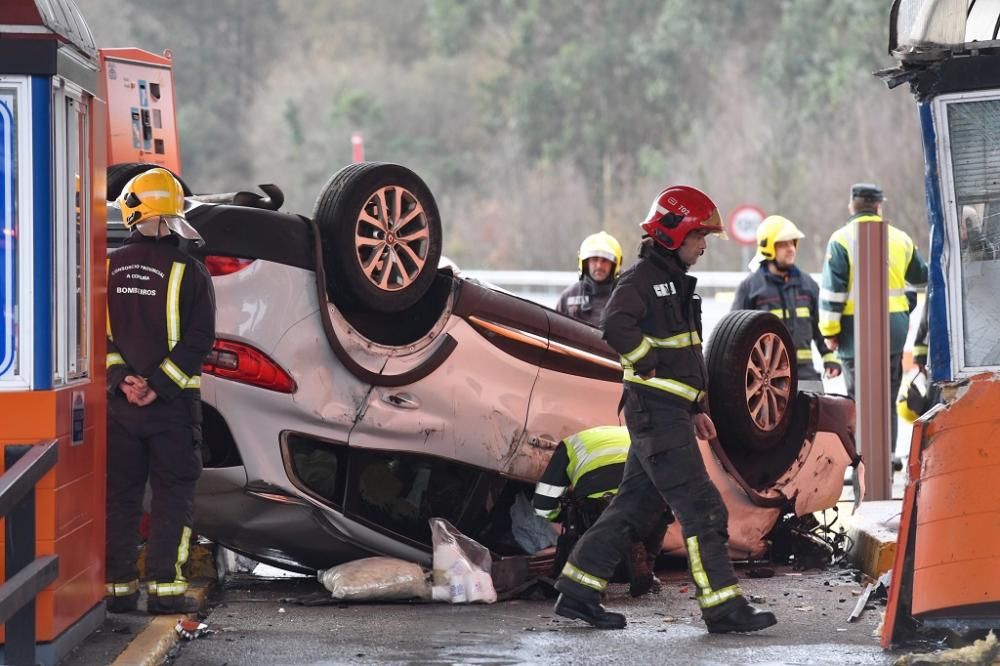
[{"left": 0, "top": 441, "right": 59, "bottom": 666}]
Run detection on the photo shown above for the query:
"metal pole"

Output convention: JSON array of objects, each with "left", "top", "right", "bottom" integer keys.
[
  {"left": 854, "top": 218, "right": 892, "bottom": 500},
  {"left": 5, "top": 445, "right": 36, "bottom": 666}
]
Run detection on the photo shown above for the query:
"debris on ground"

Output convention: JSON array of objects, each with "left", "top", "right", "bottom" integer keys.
[
  {"left": 894, "top": 630, "right": 1000, "bottom": 665},
  {"left": 431, "top": 517, "right": 497, "bottom": 603},
  {"left": 175, "top": 618, "right": 212, "bottom": 640}
]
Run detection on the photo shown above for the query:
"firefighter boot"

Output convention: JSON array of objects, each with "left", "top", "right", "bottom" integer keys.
[
  {"left": 705, "top": 601, "right": 777, "bottom": 634},
  {"left": 147, "top": 593, "right": 201, "bottom": 615},
  {"left": 554, "top": 593, "right": 627, "bottom": 629},
  {"left": 626, "top": 543, "right": 656, "bottom": 597},
  {"left": 105, "top": 592, "right": 139, "bottom": 613}
]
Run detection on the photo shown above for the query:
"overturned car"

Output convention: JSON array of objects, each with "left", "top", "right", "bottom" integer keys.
[{"left": 108, "top": 162, "right": 863, "bottom": 573}]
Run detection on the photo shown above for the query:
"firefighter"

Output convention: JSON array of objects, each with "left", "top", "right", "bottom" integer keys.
[
  {"left": 104, "top": 168, "right": 216, "bottom": 614},
  {"left": 733, "top": 215, "right": 841, "bottom": 385},
  {"left": 552, "top": 186, "right": 777, "bottom": 633},
  {"left": 532, "top": 425, "right": 671, "bottom": 597},
  {"left": 556, "top": 231, "right": 622, "bottom": 326},
  {"left": 819, "top": 184, "right": 927, "bottom": 464}
]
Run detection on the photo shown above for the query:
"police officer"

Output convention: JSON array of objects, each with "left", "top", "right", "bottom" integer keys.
[
  {"left": 733, "top": 215, "right": 841, "bottom": 386},
  {"left": 104, "top": 168, "right": 216, "bottom": 614},
  {"left": 819, "top": 184, "right": 927, "bottom": 462},
  {"left": 556, "top": 231, "right": 622, "bottom": 326},
  {"left": 533, "top": 426, "right": 671, "bottom": 597},
  {"left": 552, "top": 186, "right": 777, "bottom": 633}
]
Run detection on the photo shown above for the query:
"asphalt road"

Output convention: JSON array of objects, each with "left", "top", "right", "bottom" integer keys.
[{"left": 158, "top": 565, "right": 896, "bottom": 666}]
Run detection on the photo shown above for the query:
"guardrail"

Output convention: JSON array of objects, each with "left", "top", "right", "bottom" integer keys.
[{"left": 0, "top": 441, "right": 59, "bottom": 666}]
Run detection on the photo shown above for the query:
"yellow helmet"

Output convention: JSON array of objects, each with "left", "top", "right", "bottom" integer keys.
[
  {"left": 116, "top": 167, "right": 202, "bottom": 244},
  {"left": 578, "top": 231, "right": 622, "bottom": 278},
  {"left": 751, "top": 215, "right": 804, "bottom": 267}
]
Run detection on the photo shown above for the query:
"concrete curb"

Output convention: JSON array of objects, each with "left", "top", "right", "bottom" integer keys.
[
  {"left": 846, "top": 500, "right": 902, "bottom": 579},
  {"left": 109, "top": 583, "right": 212, "bottom": 666}
]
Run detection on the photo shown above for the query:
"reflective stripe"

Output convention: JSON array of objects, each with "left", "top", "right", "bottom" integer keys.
[
  {"left": 561, "top": 562, "right": 607, "bottom": 592},
  {"left": 166, "top": 262, "right": 186, "bottom": 350},
  {"left": 645, "top": 331, "right": 701, "bottom": 349},
  {"left": 854, "top": 214, "right": 882, "bottom": 224},
  {"left": 768, "top": 308, "right": 809, "bottom": 319},
  {"left": 535, "top": 507, "right": 560, "bottom": 520},
  {"left": 623, "top": 338, "right": 652, "bottom": 365},
  {"left": 699, "top": 584, "right": 743, "bottom": 609},
  {"left": 820, "top": 288, "right": 848, "bottom": 303},
  {"left": 105, "top": 580, "right": 138, "bottom": 597},
  {"left": 106, "top": 258, "right": 113, "bottom": 341},
  {"left": 161, "top": 358, "right": 190, "bottom": 388},
  {"left": 184, "top": 374, "right": 201, "bottom": 389},
  {"left": 585, "top": 488, "right": 619, "bottom": 499},
  {"left": 821, "top": 352, "right": 839, "bottom": 364},
  {"left": 623, "top": 369, "right": 701, "bottom": 402},
  {"left": 768, "top": 308, "right": 785, "bottom": 318},
  {"left": 148, "top": 581, "right": 189, "bottom": 596},
  {"left": 687, "top": 536, "right": 711, "bottom": 595},
  {"left": 686, "top": 536, "right": 744, "bottom": 608},
  {"left": 175, "top": 526, "right": 192, "bottom": 585},
  {"left": 565, "top": 433, "right": 630, "bottom": 485},
  {"left": 796, "top": 349, "right": 813, "bottom": 361},
  {"left": 535, "top": 482, "right": 567, "bottom": 499},
  {"left": 107, "top": 352, "right": 125, "bottom": 368},
  {"left": 913, "top": 345, "right": 928, "bottom": 356}
]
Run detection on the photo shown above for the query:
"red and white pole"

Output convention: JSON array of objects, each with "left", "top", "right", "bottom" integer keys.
[{"left": 351, "top": 131, "right": 365, "bottom": 163}]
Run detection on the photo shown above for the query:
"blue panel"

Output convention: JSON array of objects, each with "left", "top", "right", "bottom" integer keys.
[
  {"left": 0, "top": 95, "right": 15, "bottom": 377},
  {"left": 31, "top": 76, "right": 52, "bottom": 389},
  {"left": 918, "top": 101, "right": 951, "bottom": 382}
]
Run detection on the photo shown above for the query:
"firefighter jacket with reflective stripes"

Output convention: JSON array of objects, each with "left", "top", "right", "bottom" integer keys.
[
  {"left": 106, "top": 234, "right": 216, "bottom": 401},
  {"left": 733, "top": 264, "right": 839, "bottom": 372},
  {"left": 556, "top": 275, "right": 616, "bottom": 327},
  {"left": 912, "top": 301, "right": 929, "bottom": 368},
  {"left": 818, "top": 213, "right": 927, "bottom": 359},
  {"left": 532, "top": 426, "right": 629, "bottom": 520},
  {"left": 602, "top": 243, "right": 707, "bottom": 407}
]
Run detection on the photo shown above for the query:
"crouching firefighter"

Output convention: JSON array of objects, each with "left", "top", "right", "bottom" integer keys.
[
  {"left": 532, "top": 426, "right": 672, "bottom": 597},
  {"left": 104, "top": 168, "right": 216, "bottom": 614},
  {"left": 552, "top": 186, "right": 778, "bottom": 634}
]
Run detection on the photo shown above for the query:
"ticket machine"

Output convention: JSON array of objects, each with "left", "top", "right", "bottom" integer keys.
[{"left": 0, "top": 1, "right": 107, "bottom": 663}]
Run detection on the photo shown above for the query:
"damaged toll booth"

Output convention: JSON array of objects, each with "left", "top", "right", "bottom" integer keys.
[
  {"left": 0, "top": 1, "right": 108, "bottom": 664},
  {"left": 880, "top": 0, "right": 1000, "bottom": 647}
]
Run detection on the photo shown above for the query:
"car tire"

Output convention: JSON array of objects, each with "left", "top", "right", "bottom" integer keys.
[
  {"left": 706, "top": 310, "right": 798, "bottom": 451},
  {"left": 313, "top": 162, "right": 442, "bottom": 313},
  {"left": 106, "top": 162, "right": 192, "bottom": 201}
]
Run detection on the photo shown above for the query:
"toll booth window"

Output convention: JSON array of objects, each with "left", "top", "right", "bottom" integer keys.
[
  {"left": 344, "top": 449, "right": 481, "bottom": 548},
  {"left": 52, "top": 86, "right": 91, "bottom": 384},
  {"left": 944, "top": 97, "right": 1000, "bottom": 371},
  {"left": 0, "top": 85, "right": 23, "bottom": 387}
]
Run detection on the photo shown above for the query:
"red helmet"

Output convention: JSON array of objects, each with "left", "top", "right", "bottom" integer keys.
[{"left": 640, "top": 186, "right": 724, "bottom": 250}]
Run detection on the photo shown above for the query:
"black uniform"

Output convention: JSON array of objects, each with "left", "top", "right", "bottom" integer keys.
[
  {"left": 555, "top": 243, "right": 748, "bottom": 622},
  {"left": 105, "top": 233, "right": 215, "bottom": 601},
  {"left": 556, "top": 275, "right": 616, "bottom": 326},
  {"left": 732, "top": 264, "right": 838, "bottom": 381}
]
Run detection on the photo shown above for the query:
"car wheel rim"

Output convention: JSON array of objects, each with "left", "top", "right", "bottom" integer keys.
[
  {"left": 355, "top": 185, "right": 430, "bottom": 292},
  {"left": 745, "top": 332, "right": 792, "bottom": 432}
]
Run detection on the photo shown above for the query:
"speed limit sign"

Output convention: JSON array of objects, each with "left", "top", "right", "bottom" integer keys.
[{"left": 727, "top": 205, "right": 765, "bottom": 245}]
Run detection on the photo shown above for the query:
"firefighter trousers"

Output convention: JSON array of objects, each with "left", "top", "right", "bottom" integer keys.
[
  {"left": 555, "top": 388, "right": 745, "bottom": 620},
  {"left": 105, "top": 393, "right": 202, "bottom": 596}
]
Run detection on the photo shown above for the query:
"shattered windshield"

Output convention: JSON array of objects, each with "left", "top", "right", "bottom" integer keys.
[{"left": 946, "top": 98, "right": 1000, "bottom": 369}]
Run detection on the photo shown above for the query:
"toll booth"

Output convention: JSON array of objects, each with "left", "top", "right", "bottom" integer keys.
[
  {"left": 0, "top": 1, "right": 108, "bottom": 664},
  {"left": 100, "top": 47, "right": 182, "bottom": 174}
]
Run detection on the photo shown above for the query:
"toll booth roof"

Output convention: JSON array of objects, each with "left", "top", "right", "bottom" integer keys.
[{"left": 0, "top": 0, "right": 97, "bottom": 60}]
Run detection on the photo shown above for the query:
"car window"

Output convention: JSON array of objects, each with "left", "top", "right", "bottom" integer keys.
[{"left": 345, "top": 449, "right": 481, "bottom": 548}]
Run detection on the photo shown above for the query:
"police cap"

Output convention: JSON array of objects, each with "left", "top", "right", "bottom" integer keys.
[{"left": 850, "top": 183, "right": 884, "bottom": 202}]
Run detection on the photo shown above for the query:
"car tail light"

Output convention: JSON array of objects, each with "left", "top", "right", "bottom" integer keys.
[
  {"left": 204, "top": 255, "right": 255, "bottom": 276},
  {"left": 203, "top": 339, "right": 296, "bottom": 393}
]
